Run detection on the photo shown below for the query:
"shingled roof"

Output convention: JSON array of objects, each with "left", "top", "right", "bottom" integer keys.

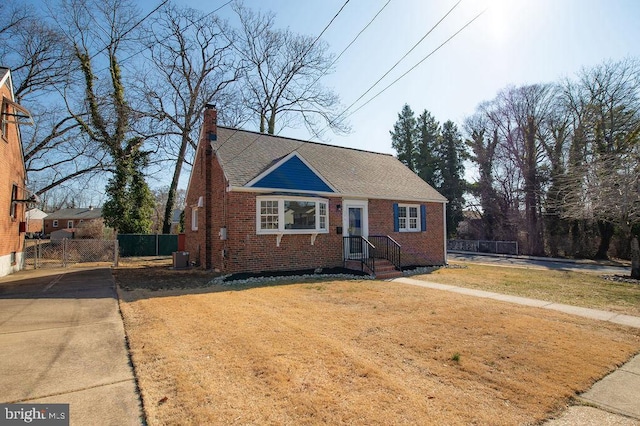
[
  {"left": 45, "top": 208, "right": 103, "bottom": 220},
  {"left": 213, "top": 127, "right": 447, "bottom": 203}
]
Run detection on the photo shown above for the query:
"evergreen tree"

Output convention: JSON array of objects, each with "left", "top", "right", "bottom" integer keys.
[
  {"left": 103, "top": 147, "right": 155, "bottom": 234},
  {"left": 390, "top": 104, "right": 417, "bottom": 171},
  {"left": 415, "top": 110, "right": 441, "bottom": 187},
  {"left": 439, "top": 120, "right": 467, "bottom": 238}
]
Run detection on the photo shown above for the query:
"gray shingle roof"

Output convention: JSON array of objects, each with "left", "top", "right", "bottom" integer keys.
[
  {"left": 45, "top": 208, "right": 103, "bottom": 220},
  {"left": 213, "top": 127, "right": 447, "bottom": 203}
]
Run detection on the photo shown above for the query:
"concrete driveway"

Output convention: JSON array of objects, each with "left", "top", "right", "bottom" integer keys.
[
  {"left": 448, "top": 251, "right": 631, "bottom": 275},
  {"left": 0, "top": 267, "right": 143, "bottom": 425}
]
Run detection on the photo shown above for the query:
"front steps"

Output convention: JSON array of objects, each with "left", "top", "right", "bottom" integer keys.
[
  {"left": 374, "top": 259, "right": 403, "bottom": 280},
  {"left": 344, "top": 258, "right": 402, "bottom": 280}
]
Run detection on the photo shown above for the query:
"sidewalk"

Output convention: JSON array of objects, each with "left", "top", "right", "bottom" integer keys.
[
  {"left": 0, "top": 267, "right": 143, "bottom": 425},
  {"left": 393, "top": 277, "right": 640, "bottom": 424}
]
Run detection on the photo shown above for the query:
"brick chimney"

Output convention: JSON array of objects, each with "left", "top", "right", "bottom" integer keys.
[
  {"left": 203, "top": 105, "right": 216, "bottom": 270},
  {"left": 204, "top": 104, "right": 217, "bottom": 145}
]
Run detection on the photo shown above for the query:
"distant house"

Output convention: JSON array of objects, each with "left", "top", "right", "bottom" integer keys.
[
  {"left": 0, "top": 68, "right": 33, "bottom": 276},
  {"left": 44, "top": 207, "right": 104, "bottom": 238},
  {"left": 25, "top": 208, "right": 47, "bottom": 237},
  {"left": 184, "top": 107, "right": 447, "bottom": 277}
]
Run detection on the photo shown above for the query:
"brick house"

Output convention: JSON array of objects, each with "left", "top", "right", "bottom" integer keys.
[
  {"left": 0, "top": 68, "right": 33, "bottom": 276},
  {"left": 185, "top": 106, "right": 448, "bottom": 277},
  {"left": 43, "top": 207, "right": 104, "bottom": 238}
]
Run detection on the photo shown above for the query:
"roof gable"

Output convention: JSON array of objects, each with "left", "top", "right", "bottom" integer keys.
[{"left": 247, "top": 152, "right": 335, "bottom": 193}]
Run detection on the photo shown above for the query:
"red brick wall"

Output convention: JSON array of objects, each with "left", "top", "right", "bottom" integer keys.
[
  {"left": 221, "top": 193, "right": 344, "bottom": 274},
  {"left": 369, "top": 199, "right": 445, "bottom": 266},
  {"left": 185, "top": 109, "right": 446, "bottom": 274},
  {"left": 0, "top": 81, "right": 26, "bottom": 264}
]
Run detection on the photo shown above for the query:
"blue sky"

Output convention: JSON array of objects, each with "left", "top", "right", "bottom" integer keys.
[{"left": 136, "top": 0, "right": 640, "bottom": 156}]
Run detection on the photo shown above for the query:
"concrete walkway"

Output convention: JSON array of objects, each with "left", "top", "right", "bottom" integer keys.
[
  {"left": 0, "top": 267, "right": 143, "bottom": 425},
  {"left": 393, "top": 277, "right": 640, "bottom": 424}
]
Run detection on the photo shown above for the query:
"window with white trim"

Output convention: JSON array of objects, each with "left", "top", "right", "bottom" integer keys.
[
  {"left": 67, "top": 220, "right": 73, "bottom": 228},
  {"left": 52, "top": 220, "right": 58, "bottom": 228},
  {"left": 398, "top": 204, "right": 420, "bottom": 232},
  {"left": 191, "top": 207, "right": 198, "bottom": 231},
  {"left": 257, "top": 196, "right": 328, "bottom": 234}
]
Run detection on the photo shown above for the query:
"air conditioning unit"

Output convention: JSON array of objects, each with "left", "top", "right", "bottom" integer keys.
[{"left": 172, "top": 251, "right": 189, "bottom": 269}]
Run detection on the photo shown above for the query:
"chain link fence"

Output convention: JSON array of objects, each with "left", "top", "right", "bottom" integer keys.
[
  {"left": 447, "top": 239, "right": 519, "bottom": 255},
  {"left": 23, "top": 239, "right": 118, "bottom": 269}
]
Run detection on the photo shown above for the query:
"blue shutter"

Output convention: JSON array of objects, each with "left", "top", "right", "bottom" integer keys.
[
  {"left": 393, "top": 203, "right": 399, "bottom": 232},
  {"left": 420, "top": 204, "right": 427, "bottom": 232}
]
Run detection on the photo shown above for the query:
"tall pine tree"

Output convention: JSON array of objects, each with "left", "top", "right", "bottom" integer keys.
[
  {"left": 439, "top": 120, "right": 467, "bottom": 238},
  {"left": 415, "top": 110, "right": 441, "bottom": 188},
  {"left": 390, "top": 104, "right": 417, "bottom": 171}
]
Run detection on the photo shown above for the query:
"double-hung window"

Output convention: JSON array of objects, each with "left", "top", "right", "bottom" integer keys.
[
  {"left": 257, "top": 196, "right": 329, "bottom": 234},
  {"left": 396, "top": 204, "right": 422, "bottom": 232}
]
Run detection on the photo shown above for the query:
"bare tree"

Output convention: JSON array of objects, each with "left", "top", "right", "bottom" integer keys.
[
  {"left": 52, "top": 0, "right": 156, "bottom": 233},
  {"left": 142, "top": 3, "right": 241, "bottom": 234},
  {"left": 233, "top": 2, "right": 348, "bottom": 137},
  {"left": 560, "top": 59, "right": 640, "bottom": 259}
]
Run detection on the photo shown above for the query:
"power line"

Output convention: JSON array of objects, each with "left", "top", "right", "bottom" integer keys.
[
  {"left": 115, "top": 0, "right": 234, "bottom": 66},
  {"left": 344, "top": 7, "right": 486, "bottom": 120},
  {"left": 337, "top": 0, "right": 462, "bottom": 122},
  {"left": 218, "top": 0, "right": 352, "bottom": 162},
  {"left": 90, "top": 0, "right": 170, "bottom": 61},
  {"left": 305, "top": 0, "right": 392, "bottom": 94}
]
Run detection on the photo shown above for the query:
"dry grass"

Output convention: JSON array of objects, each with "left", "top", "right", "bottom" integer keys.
[
  {"left": 415, "top": 262, "right": 640, "bottom": 317},
  {"left": 115, "top": 260, "right": 640, "bottom": 425}
]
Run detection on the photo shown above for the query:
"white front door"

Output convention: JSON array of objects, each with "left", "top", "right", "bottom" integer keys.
[{"left": 342, "top": 199, "right": 368, "bottom": 258}]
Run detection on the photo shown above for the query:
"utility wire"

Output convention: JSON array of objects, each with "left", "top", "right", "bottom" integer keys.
[
  {"left": 90, "top": 0, "right": 170, "bottom": 60},
  {"left": 115, "top": 0, "right": 233, "bottom": 66},
  {"left": 302, "top": 0, "right": 392, "bottom": 100},
  {"left": 344, "top": 7, "right": 486, "bottom": 120},
  {"left": 336, "top": 0, "right": 462, "bottom": 122},
  {"left": 217, "top": 0, "right": 352, "bottom": 161}
]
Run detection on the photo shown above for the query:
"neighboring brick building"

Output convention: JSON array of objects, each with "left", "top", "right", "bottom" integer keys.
[
  {"left": 0, "top": 68, "right": 33, "bottom": 276},
  {"left": 43, "top": 207, "right": 104, "bottom": 238},
  {"left": 184, "top": 106, "right": 447, "bottom": 277}
]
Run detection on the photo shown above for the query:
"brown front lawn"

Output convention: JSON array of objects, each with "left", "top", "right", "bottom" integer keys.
[
  {"left": 415, "top": 262, "right": 640, "bottom": 317},
  {"left": 115, "top": 262, "right": 640, "bottom": 425}
]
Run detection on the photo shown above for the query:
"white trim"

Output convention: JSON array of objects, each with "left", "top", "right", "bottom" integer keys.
[
  {"left": 256, "top": 195, "right": 329, "bottom": 235},
  {"left": 397, "top": 203, "right": 421, "bottom": 233},
  {"left": 342, "top": 199, "right": 369, "bottom": 238},
  {"left": 229, "top": 185, "right": 446, "bottom": 204},
  {"left": 191, "top": 207, "right": 199, "bottom": 231},
  {"left": 443, "top": 202, "right": 448, "bottom": 265},
  {"left": 245, "top": 152, "right": 337, "bottom": 192},
  {"left": 197, "top": 196, "right": 204, "bottom": 207}
]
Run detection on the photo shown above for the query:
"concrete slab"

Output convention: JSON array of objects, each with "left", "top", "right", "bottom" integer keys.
[
  {"left": 611, "top": 314, "right": 640, "bottom": 329},
  {"left": 544, "top": 303, "right": 618, "bottom": 321},
  {"left": 0, "top": 297, "right": 119, "bottom": 333},
  {"left": 0, "top": 267, "right": 143, "bottom": 425},
  {"left": 486, "top": 293, "right": 553, "bottom": 308},
  {"left": 579, "top": 367, "right": 640, "bottom": 420},
  {"left": 544, "top": 406, "right": 640, "bottom": 425},
  {"left": 0, "top": 320, "right": 133, "bottom": 402},
  {"left": 621, "top": 355, "right": 640, "bottom": 374},
  {"left": 29, "top": 380, "right": 142, "bottom": 426}
]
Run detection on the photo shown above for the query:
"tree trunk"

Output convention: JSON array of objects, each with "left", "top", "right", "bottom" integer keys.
[
  {"left": 631, "top": 236, "right": 640, "bottom": 279},
  {"left": 524, "top": 116, "right": 544, "bottom": 256},
  {"left": 162, "top": 133, "right": 190, "bottom": 234},
  {"left": 595, "top": 220, "right": 615, "bottom": 260}
]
